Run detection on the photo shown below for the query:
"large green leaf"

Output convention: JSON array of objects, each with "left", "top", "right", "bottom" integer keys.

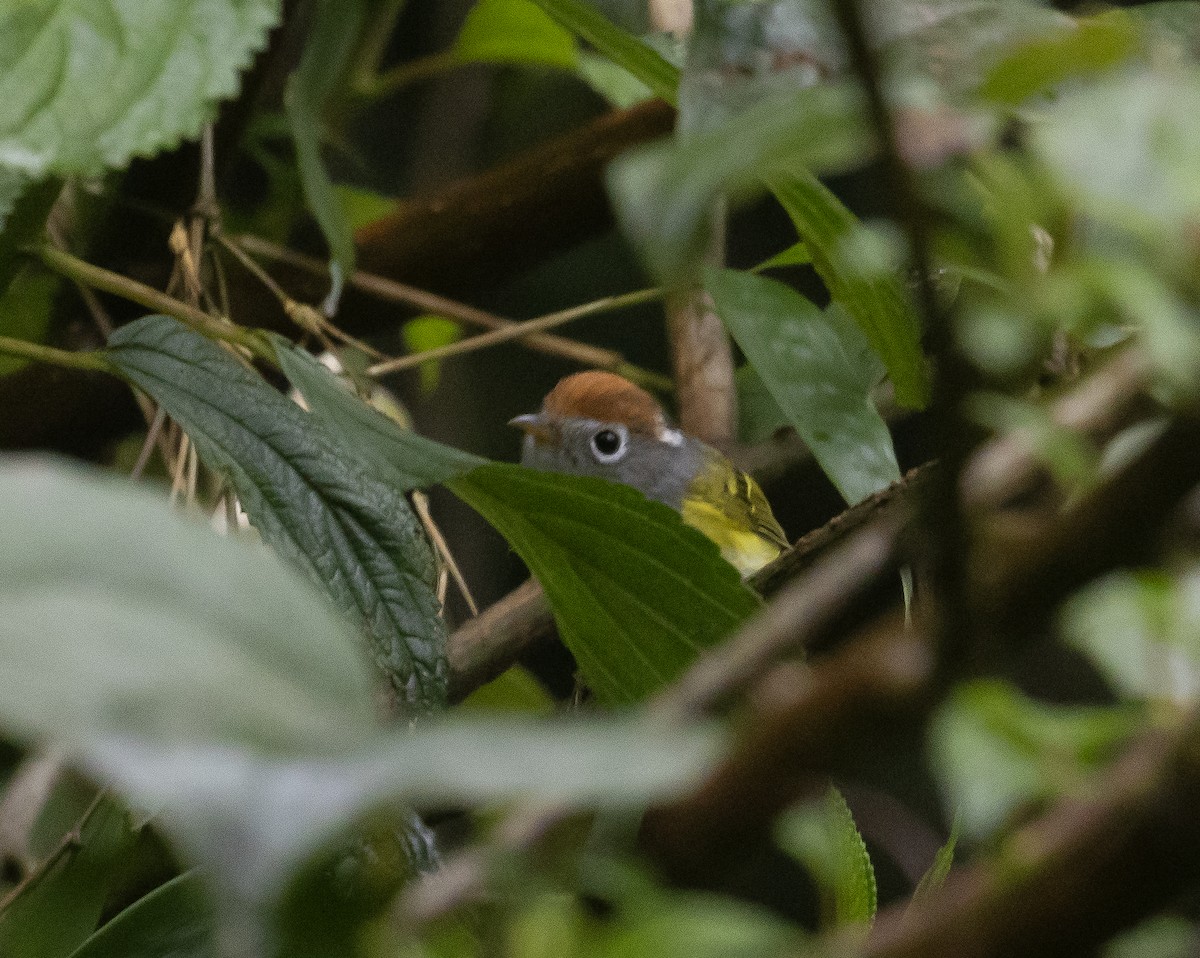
[
  {"left": 0, "top": 797, "right": 139, "bottom": 958},
  {"left": 106, "top": 317, "right": 448, "bottom": 712},
  {"left": 706, "top": 269, "right": 899, "bottom": 505},
  {"left": 66, "top": 872, "right": 214, "bottom": 958},
  {"left": 275, "top": 339, "right": 485, "bottom": 489},
  {"left": 454, "top": 0, "right": 578, "bottom": 69},
  {"left": 766, "top": 170, "right": 929, "bottom": 408},
  {"left": 777, "top": 787, "right": 876, "bottom": 929},
  {"left": 0, "top": 0, "right": 280, "bottom": 178},
  {"left": 284, "top": 0, "right": 366, "bottom": 310},
  {"left": 450, "top": 465, "right": 761, "bottom": 705},
  {"left": 0, "top": 456, "right": 376, "bottom": 752},
  {"left": 526, "top": 0, "right": 679, "bottom": 103},
  {"left": 607, "top": 82, "right": 870, "bottom": 283}
]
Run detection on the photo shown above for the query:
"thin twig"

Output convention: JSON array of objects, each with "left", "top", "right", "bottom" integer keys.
[{"left": 0, "top": 334, "right": 114, "bottom": 374}]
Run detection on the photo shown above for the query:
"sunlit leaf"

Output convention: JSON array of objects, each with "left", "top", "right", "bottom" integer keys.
[
  {"left": 450, "top": 465, "right": 761, "bottom": 705},
  {"left": 707, "top": 269, "right": 898, "bottom": 505},
  {"left": 107, "top": 317, "right": 448, "bottom": 712}
]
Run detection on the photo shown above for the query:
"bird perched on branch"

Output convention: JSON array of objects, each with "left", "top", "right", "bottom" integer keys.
[{"left": 511, "top": 371, "right": 788, "bottom": 576}]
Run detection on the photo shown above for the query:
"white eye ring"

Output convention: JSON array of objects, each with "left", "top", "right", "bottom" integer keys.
[{"left": 590, "top": 424, "right": 628, "bottom": 463}]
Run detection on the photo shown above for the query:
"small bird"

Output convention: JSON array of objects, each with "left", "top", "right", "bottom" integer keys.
[{"left": 510, "top": 371, "right": 788, "bottom": 576}]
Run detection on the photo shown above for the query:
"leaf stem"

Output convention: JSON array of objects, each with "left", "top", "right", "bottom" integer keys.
[
  {"left": 367, "top": 287, "right": 666, "bottom": 377},
  {"left": 0, "top": 334, "right": 114, "bottom": 375},
  {"left": 33, "top": 245, "right": 275, "bottom": 363},
  {"left": 354, "top": 50, "right": 459, "bottom": 99}
]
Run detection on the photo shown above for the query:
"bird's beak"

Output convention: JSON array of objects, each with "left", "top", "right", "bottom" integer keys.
[{"left": 508, "top": 413, "right": 556, "bottom": 445}]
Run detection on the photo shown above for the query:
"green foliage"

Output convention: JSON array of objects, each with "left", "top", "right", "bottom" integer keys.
[
  {"left": 707, "top": 269, "right": 898, "bottom": 505},
  {"left": 401, "top": 316, "right": 465, "bottom": 393},
  {"left": 777, "top": 787, "right": 876, "bottom": 929},
  {"left": 453, "top": 0, "right": 578, "bottom": 69},
  {"left": 0, "top": 797, "right": 139, "bottom": 958},
  {"left": 0, "top": 457, "right": 376, "bottom": 752},
  {"left": 929, "top": 681, "right": 1140, "bottom": 842},
  {"left": 284, "top": 0, "right": 366, "bottom": 311},
  {"left": 451, "top": 465, "right": 761, "bottom": 705},
  {"left": 107, "top": 317, "right": 448, "bottom": 712},
  {"left": 65, "top": 872, "right": 214, "bottom": 958},
  {"left": 0, "top": 268, "right": 58, "bottom": 376},
  {"left": 911, "top": 815, "right": 959, "bottom": 905}
]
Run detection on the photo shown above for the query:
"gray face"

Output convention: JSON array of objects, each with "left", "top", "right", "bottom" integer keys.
[{"left": 520, "top": 416, "right": 707, "bottom": 511}]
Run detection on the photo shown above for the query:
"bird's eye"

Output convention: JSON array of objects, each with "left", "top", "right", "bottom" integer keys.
[{"left": 590, "top": 427, "right": 626, "bottom": 462}]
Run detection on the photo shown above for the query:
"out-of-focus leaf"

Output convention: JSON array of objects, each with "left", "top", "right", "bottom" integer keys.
[
  {"left": 594, "top": 893, "right": 796, "bottom": 958},
  {"left": 1104, "top": 915, "right": 1200, "bottom": 958},
  {"left": 284, "top": 0, "right": 366, "bottom": 312},
  {"left": 85, "top": 719, "right": 722, "bottom": 912},
  {"left": 1129, "top": 2, "right": 1200, "bottom": 59},
  {"left": 66, "top": 872, "right": 214, "bottom": 958},
  {"left": 966, "top": 392, "right": 1097, "bottom": 492},
  {"left": 527, "top": 0, "right": 679, "bottom": 103},
  {"left": 453, "top": 0, "right": 577, "bottom": 69},
  {"left": 707, "top": 269, "right": 898, "bottom": 505},
  {"left": 911, "top": 815, "right": 959, "bottom": 904},
  {"left": 0, "top": 456, "right": 376, "bottom": 752},
  {"left": 0, "top": 179, "right": 59, "bottom": 294},
  {"left": 450, "top": 465, "right": 761, "bottom": 705},
  {"left": 401, "top": 315, "right": 463, "bottom": 393},
  {"left": 577, "top": 51, "right": 654, "bottom": 108},
  {"left": 929, "top": 681, "right": 1139, "bottom": 842},
  {"left": 275, "top": 338, "right": 486, "bottom": 489},
  {"left": 0, "top": 0, "right": 279, "bottom": 190},
  {"left": 735, "top": 365, "right": 790, "bottom": 445},
  {"left": 461, "top": 667, "right": 555, "bottom": 715},
  {"left": 607, "top": 82, "right": 869, "bottom": 283},
  {"left": 978, "top": 10, "right": 1141, "bottom": 105},
  {"left": 107, "top": 317, "right": 447, "bottom": 712},
  {"left": 0, "top": 268, "right": 58, "bottom": 377},
  {"left": 778, "top": 787, "right": 876, "bottom": 928},
  {"left": 755, "top": 241, "right": 813, "bottom": 271},
  {"left": 0, "top": 797, "right": 138, "bottom": 958},
  {"left": 335, "top": 185, "right": 398, "bottom": 232},
  {"left": 1062, "top": 570, "right": 1200, "bottom": 706},
  {"left": 766, "top": 171, "right": 929, "bottom": 408}
]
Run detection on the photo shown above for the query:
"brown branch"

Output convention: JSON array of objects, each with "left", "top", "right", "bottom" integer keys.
[{"left": 857, "top": 714, "right": 1200, "bottom": 958}]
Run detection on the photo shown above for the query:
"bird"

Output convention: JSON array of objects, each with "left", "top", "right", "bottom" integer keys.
[{"left": 510, "top": 371, "right": 788, "bottom": 576}]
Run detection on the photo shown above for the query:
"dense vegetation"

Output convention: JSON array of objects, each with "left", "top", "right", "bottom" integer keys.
[{"left": 2, "top": 0, "right": 1200, "bottom": 956}]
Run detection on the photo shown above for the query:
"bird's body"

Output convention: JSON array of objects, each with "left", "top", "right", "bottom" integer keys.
[{"left": 512, "top": 372, "right": 787, "bottom": 576}]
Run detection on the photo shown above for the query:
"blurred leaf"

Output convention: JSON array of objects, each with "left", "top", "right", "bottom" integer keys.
[
  {"left": 735, "top": 365, "right": 789, "bottom": 445},
  {"left": 527, "top": 0, "right": 679, "bottom": 103},
  {"left": 275, "top": 338, "right": 486, "bottom": 489},
  {"left": 84, "top": 718, "right": 722, "bottom": 915},
  {"left": 1129, "top": 2, "right": 1200, "bottom": 59},
  {"left": 755, "top": 241, "right": 813, "bottom": 271},
  {"left": 577, "top": 51, "right": 654, "bottom": 108},
  {"left": 453, "top": 0, "right": 578, "bottom": 69},
  {"left": 929, "top": 681, "right": 1139, "bottom": 842},
  {"left": 0, "top": 179, "right": 60, "bottom": 295},
  {"left": 1062, "top": 570, "right": 1200, "bottom": 706},
  {"left": 607, "top": 83, "right": 869, "bottom": 283},
  {"left": 461, "top": 667, "right": 555, "bottom": 715},
  {"left": 766, "top": 171, "right": 930, "bottom": 408},
  {"left": 0, "top": 0, "right": 280, "bottom": 188},
  {"left": 107, "top": 317, "right": 448, "bottom": 712},
  {"left": 0, "top": 456, "right": 376, "bottom": 752},
  {"left": 778, "top": 787, "right": 876, "bottom": 928},
  {"left": 978, "top": 10, "right": 1141, "bottom": 105},
  {"left": 284, "top": 0, "right": 365, "bottom": 313},
  {"left": 707, "top": 269, "right": 898, "bottom": 505},
  {"left": 596, "top": 892, "right": 796, "bottom": 958},
  {"left": 401, "top": 315, "right": 464, "bottom": 393},
  {"left": 0, "top": 268, "right": 58, "bottom": 377},
  {"left": 335, "top": 185, "right": 398, "bottom": 232},
  {"left": 66, "top": 871, "right": 214, "bottom": 958},
  {"left": 450, "top": 465, "right": 761, "bottom": 705},
  {"left": 0, "top": 797, "right": 138, "bottom": 958},
  {"left": 965, "top": 392, "right": 1097, "bottom": 492},
  {"left": 1104, "top": 915, "right": 1200, "bottom": 958},
  {"left": 911, "top": 814, "right": 959, "bottom": 904}
]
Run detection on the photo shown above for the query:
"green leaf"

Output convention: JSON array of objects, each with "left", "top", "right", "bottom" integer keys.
[
  {"left": 1104, "top": 915, "right": 1200, "bottom": 958},
  {"left": 706, "top": 269, "right": 898, "bottom": 505},
  {"left": 911, "top": 814, "right": 959, "bottom": 904},
  {"left": 766, "top": 170, "right": 930, "bottom": 408},
  {"left": 777, "top": 787, "right": 876, "bottom": 928},
  {"left": 106, "top": 317, "right": 448, "bottom": 713},
  {"left": 284, "top": 0, "right": 366, "bottom": 311},
  {"left": 0, "top": 178, "right": 60, "bottom": 295},
  {"left": 526, "top": 0, "right": 679, "bottom": 103},
  {"left": 577, "top": 50, "right": 654, "bottom": 108},
  {"left": 929, "top": 681, "right": 1140, "bottom": 842},
  {"left": 66, "top": 872, "right": 214, "bottom": 958},
  {"left": 0, "top": 456, "right": 376, "bottom": 752},
  {"left": 453, "top": 0, "right": 578, "bottom": 69},
  {"left": 462, "top": 667, "right": 555, "bottom": 714},
  {"left": 275, "top": 337, "right": 486, "bottom": 489},
  {"left": 0, "top": 0, "right": 280, "bottom": 177},
  {"left": 449, "top": 465, "right": 761, "bottom": 705},
  {"left": 0, "top": 797, "right": 139, "bottom": 958},
  {"left": 735, "top": 364, "right": 789, "bottom": 445},
  {"left": 977, "top": 10, "right": 1141, "bottom": 105},
  {"left": 607, "top": 83, "right": 870, "bottom": 283},
  {"left": 755, "top": 241, "right": 813, "bottom": 271},
  {"left": 0, "top": 267, "right": 58, "bottom": 377},
  {"left": 401, "top": 315, "right": 464, "bottom": 393}
]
